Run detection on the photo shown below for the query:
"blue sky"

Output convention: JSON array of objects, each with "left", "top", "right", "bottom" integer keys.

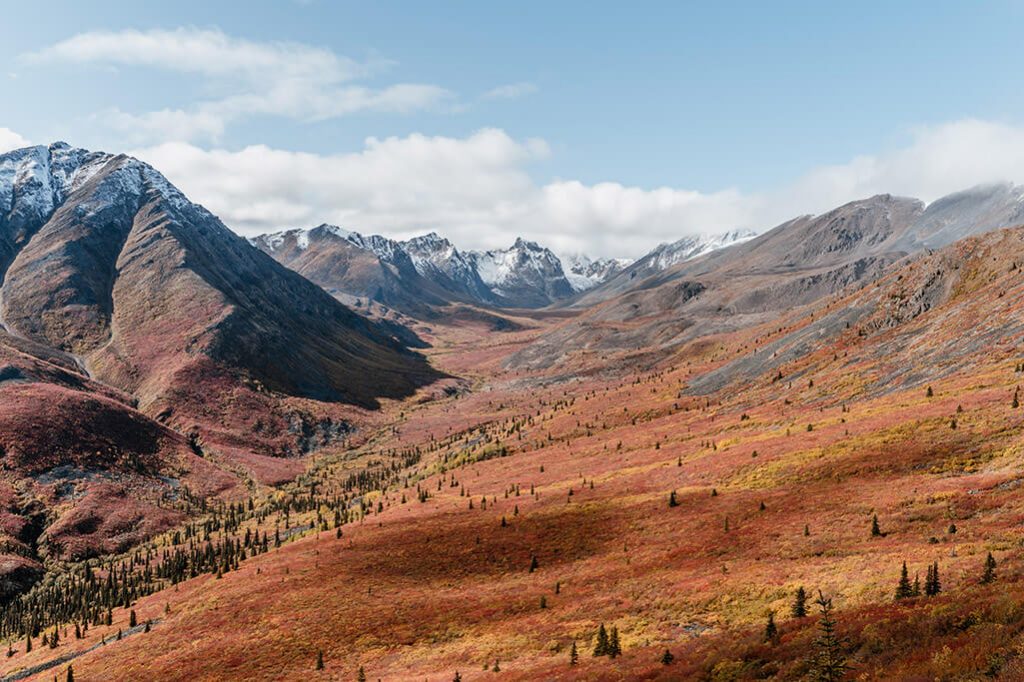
[{"left": 3, "top": 1, "right": 1024, "bottom": 257}]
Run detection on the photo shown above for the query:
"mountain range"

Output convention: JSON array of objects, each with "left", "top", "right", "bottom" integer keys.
[{"left": 251, "top": 225, "right": 747, "bottom": 314}]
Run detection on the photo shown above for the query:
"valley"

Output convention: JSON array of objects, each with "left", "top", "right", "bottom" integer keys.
[{"left": 3, "top": 144, "right": 1024, "bottom": 681}]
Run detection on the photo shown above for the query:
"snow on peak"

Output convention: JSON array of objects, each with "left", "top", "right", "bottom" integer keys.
[
  {"left": 563, "top": 253, "right": 631, "bottom": 292},
  {"left": 650, "top": 229, "right": 756, "bottom": 270},
  {"left": 469, "top": 238, "right": 563, "bottom": 289},
  {"left": 0, "top": 142, "right": 220, "bottom": 235}
]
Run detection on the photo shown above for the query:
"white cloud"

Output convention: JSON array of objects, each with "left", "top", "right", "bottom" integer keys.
[
  {"left": 27, "top": 28, "right": 451, "bottom": 143},
  {"left": 130, "top": 118, "right": 1024, "bottom": 259},
  {"left": 131, "top": 128, "right": 757, "bottom": 257},
  {"left": 482, "top": 82, "right": 538, "bottom": 100},
  {"left": 0, "top": 128, "right": 29, "bottom": 153},
  {"left": 774, "top": 119, "right": 1024, "bottom": 216}
]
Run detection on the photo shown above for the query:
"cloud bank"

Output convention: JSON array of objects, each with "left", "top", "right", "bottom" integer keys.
[{"left": 131, "top": 119, "right": 1024, "bottom": 259}]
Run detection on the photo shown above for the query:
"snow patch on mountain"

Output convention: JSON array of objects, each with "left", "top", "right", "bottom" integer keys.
[
  {"left": 649, "top": 229, "right": 757, "bottom": 270},
  {"left": 563, "top": 254, "right": 631, "bottom": 292}
]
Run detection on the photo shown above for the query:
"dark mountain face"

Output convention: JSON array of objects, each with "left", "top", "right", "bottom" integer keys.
[
  {"left": 0, "top": 143, "right": 445, "bottom": 577},
  {"left": 0, "top": 144, "right": 439, "bottom": 413},
  {"left": 511, "top": 187, "right": 1024, "bottom": 370}
]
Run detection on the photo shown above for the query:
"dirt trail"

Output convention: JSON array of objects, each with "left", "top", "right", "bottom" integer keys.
[{"left": 1, "top": 619, "right": 162, "bottom": 682}]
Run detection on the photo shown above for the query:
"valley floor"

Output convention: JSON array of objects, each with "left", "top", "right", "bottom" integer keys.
[{"left": 5, "top": 309, "right": 1024, "bottom": 681}]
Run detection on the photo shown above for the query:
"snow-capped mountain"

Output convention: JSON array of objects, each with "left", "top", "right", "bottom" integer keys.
[
  {"left": 402, "top": 232, "right": 496, "bottom": 303},
  {"left": 253, "top": 227, "right": 628, "bottom": 312},
  {"left": 564, "top": 254, "right": 630, "bottom": 292},
  {"left": 467, "top": 238, "right": 575, "bottom": 307},
  {"left": 648, "top": 229, "right": 757, "bottom": 271}
]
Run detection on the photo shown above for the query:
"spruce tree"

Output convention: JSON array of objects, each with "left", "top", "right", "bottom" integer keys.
[
  {"left": 895, "top": 561, "right": 913, "bottom": 600},
  {"left": 593, "top": 623, "right": 609, "bottom": 656},
  {"left": 669, "top": 490, "right": 679, "bottom": 507},
  {"left": 808, "top": 592, "right": 849, "bottom": 681},
  {"left": 870, "top": 514, "right": 881, "bottom": 537},
  {"left": 661, "top": 649, "right": 674, "bottom": 665},
  {"left": 609, "top": 626, "right": 621, "bottom": 658},
  {"left": 763, "top": 611, "right": 778, "bottom": 644},
  {"left": 924, "top": 562, "right": 940, "bottom": 596},
  {"left": 792, "top": 586, "right": 808, "bottom": 618},
  {"left": 570, "top": 640, "right": 579, "bottom": 666},
  {"left": 982, "top": 552, "right": 997, "bottom": 584},
  {"left": 66, "top": 666, "right": 74, "bottom": 682},
  {"left": 316, "top": 650, "right": 324, "bottom": 670},
  {"left": 357, "top": 665, "right": 366, "bottom": 682}
]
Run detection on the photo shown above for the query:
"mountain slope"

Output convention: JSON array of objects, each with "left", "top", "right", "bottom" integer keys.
[
  {"left": 566, "top": 229, "right": 756, "bottom": 308},
  {"left": 513, "top": 187, "right": 1024, "bottom": 370},
  {"left": 0, "top": 142, "right": 441, "bottom": 461},
  {"left": 28, "top": 220, "right": 1024, "bottom": 681}
]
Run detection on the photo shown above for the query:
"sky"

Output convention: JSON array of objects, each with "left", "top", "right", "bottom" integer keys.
[{"left": 3, "top": 1, "right": 1024, "bottom": 258}]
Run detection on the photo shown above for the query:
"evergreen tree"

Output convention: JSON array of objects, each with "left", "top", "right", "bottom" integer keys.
[
  {"left": 925, "top": 562, "right": 941, "bottom": 596},
  {"left": 808, "top": 592, "right": 849, "bottom": 681},
  {"left": 763, "top": 611, "right": 779, "bottom": 644},
  {"left": 792, "top": 586, "right": 808, "bottom": 618},
  {"left": 66, "top": 666, "right": 74, "bottom": 682},
  {"left": 492, "top": 659, "right": 500, "bottom": 672},
  {"left": 982, "top": 552, "right": 997, "bottom": 584},
  {"left": 357, "top": 666, "right": 366, "bottom": 682},
  {"left": 529, "top": 555, "right": 539, "bottom": 573},
  {"left": 453, "top": 672, "right": 462, "bottom": 682},
  {"left": 669, "top": 490, "right": 679, "bottom": 507},
  {"left": 593, "top": 623, "right": 609, "bottom": 656},
  {"left": 895, "top": 561, "right": 913, "bottom": 600},
  {"left": 129, "top": 610, "right": 137, "bottom": 628},
  {"left": 661, "top": 649, "right": 674, "bottom": 665},
  {"left": 570, "top": 640, "right": 579, "bottom": 666},
  {"left": 870, "top": 514, "right": 881, "bottom": 537},
  {"left": 316, "top": 650, "right": 324, "bottom": 670},
  {"left": 25, "top": 634, "right": 30, "bottom": 653},
  {"left": 609, "top": 626, "right": 621, "bottom": 658}
]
